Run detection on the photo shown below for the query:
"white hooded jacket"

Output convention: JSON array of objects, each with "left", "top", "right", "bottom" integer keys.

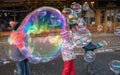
[{"left": 61, "top": 39, "right": 76, "bottom": 61}]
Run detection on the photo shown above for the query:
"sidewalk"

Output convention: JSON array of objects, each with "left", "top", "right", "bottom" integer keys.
[
  {"left": 0, "top": 52, "right": 120, "bottom": 75},
  {"left": 0, "top": 33, "right": 120, "bottom": 75}
]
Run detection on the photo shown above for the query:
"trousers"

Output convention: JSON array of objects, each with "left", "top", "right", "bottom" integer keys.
[
  {"left": 62, "top": 60, "right": 75, "bottom": 75},
  {"left": 16, "top": 59, "right": 31, "bottom": 75}
]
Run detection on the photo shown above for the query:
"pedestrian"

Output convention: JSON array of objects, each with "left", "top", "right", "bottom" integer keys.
[
  {"left": 60, "top": 29, "right": 76, "bottom": 75},
  {"left": 83, "top": 40, "right": 108, "bottom": 53},
  {"left": 67, "top": 12, "right": 78, "bottom": 31},
  {"left": 8, "top": 21, "right": 31, "bottom": 75},
  {"left": 83, "top": 42, "right": 101, "bottom": 53}
]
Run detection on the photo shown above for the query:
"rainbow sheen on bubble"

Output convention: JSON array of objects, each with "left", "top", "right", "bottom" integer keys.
[
  {"left": 9, "top": 7, "right": 66, "bottom": 63},
  {"left": 8, "top": 31, "right": 26, "bottom": 50},
  {"left": 62, "top": 8, "right": 73, "bottom": 17},
  {"left": 72, "top": 27, "right": 91, "bottom": 48},
  {"left": 31, "top": 34, "right": 62, "bottom": 62},
  {"left": 8, "top": 32, "right": 26, "bottom": 62},
  {"left": 18, "top": 7, "right": 66, "bottom": 34},
  {"left": 8, "top": 31, "right": 36, "bottom": 62},
  {"left": 71, "top": 3, "right": 82, "bottom": 13}
]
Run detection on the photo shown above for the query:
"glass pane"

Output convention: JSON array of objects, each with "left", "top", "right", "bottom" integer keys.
[{"left": 117, "top": 10, "right": 120, "bottom": 22}]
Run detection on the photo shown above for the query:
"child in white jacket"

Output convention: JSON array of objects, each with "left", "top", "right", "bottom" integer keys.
[{"left": 60, "top": 29, "right": 76, "bottom": 75}]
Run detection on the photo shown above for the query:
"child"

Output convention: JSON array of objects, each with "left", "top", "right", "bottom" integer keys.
[
  {"left": 8, "top": 21, "right": 31, "bottom": 75},
  {"left": 60, "top": 29, "right": 76, "bottom": 75},
  {"left": 82, "top": 40, "right": 108, "bottom": 63},
  {"left": 8, "top": 21, "right": 41, "bottom": 75},
  {"left": 83, "top": 40, "right": 108, "bottom": 53}
]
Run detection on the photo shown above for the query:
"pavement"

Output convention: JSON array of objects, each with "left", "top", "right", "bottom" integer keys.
[
  {"left": 0, "top": 52, "right": 120, "bottom": 75},
  {"left": 0, "top": 33, "right": 120, "bottom": 75}
]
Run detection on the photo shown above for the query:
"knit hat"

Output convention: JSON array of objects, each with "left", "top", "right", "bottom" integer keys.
[
  {"left": 9, "top": 21, "right": 16, "bottom": 27},
  {"left": 9, "top": 21, "right": 19, "bottom": 30},
  {"left": 60, "top": 29, "right": 70, "bottom": 39}
]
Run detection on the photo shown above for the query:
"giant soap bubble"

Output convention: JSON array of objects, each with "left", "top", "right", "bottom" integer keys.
[{"left": 9, "top": 7, "right": 66, "bottom": 63}]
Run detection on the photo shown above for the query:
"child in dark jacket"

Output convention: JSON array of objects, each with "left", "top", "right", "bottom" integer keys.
[
  {"left": 83, "top": 40, "right": 108, "bottom": 53},
  {"left": 83, "top": 41, "right": 108, "bottom": 63}
]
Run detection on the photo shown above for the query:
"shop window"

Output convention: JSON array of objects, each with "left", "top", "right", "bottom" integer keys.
[
  {"left": 117, "top": 10, "right": 120, "bottom": 22},
  {"left": 84, "top": 8, "right": 95, "bottom": 26},
  {"left": 107, "top": 10, "right": 114, "bottom": 22}
]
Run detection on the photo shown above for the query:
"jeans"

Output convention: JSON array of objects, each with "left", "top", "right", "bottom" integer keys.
[{"left": 16, "top": 59, "right": 31, "bottom": 75}]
